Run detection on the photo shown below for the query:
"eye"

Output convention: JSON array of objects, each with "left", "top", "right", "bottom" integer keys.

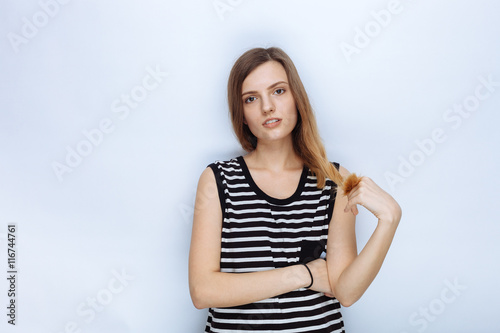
[
  {"left": 244, "top": 96, "right": 256, "bottom": 104},
  {"left": 274, "top": 88, "right": 285, "bottom": 95}
]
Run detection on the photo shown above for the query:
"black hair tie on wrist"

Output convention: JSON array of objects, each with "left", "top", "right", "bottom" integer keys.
[{"left": 301, "top": 263, "right": 313, "bottom": 288}]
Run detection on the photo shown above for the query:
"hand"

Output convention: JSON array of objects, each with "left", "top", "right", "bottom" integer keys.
[
  {"left": 305, "top": 259, "right": 334, "bottom": 297},
  {"left": 343, "top": 176, "right": 402, "bottom": 225}
]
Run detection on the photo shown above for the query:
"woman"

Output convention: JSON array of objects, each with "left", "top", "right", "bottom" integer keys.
[{"left": 189, "top": 47, "right": 402, "bottom": 332}]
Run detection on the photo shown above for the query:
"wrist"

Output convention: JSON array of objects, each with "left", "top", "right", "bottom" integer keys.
[
  {"left": 377, "top": 217, "right": 400, "bottom": 234},
  {"left": 300, "top": 263, "right": 313, "bottom": 288}
]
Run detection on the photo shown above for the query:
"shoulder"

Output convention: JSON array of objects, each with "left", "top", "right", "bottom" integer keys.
[
  {"left": 338, "top": 164, "right": 351, "bottom": 178},
  {"left": 205, "top": 156, "right": 245, "bottom": 179},
  {"left": 199, "top": 157, "right": 242, "bottom": 214},
  {"left": 198, "top": 166, "right": 216, "bottom": 185},
  {"left": 207, "top": 156, "right": 241, "bottom": 170},
  {"left": 201, "top": 156, "right": 242, "bottom": 185},
  {"left": 327, "top": 162, "right": 351, "bottom": 183}
]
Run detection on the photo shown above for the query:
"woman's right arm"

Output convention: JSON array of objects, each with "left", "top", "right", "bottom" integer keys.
[{"left": 188, "top": 167, "right": 327, "bottom": 309}]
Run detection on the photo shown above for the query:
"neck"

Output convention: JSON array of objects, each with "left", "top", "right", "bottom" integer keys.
[{"left": 245, "top": 136, "right": 303, "bottom": 172}]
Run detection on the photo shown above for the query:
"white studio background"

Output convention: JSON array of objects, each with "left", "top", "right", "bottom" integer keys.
[{"left": 1, "top": 0, "right": 499, "bottom": 332}]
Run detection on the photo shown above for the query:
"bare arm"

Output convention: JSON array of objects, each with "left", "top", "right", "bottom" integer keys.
[
  {"left": 326, "top": 166, "right": 402, "bottom": 307},
  {"left": 188, "top": 167, "right": 326, "bottom": 309}
]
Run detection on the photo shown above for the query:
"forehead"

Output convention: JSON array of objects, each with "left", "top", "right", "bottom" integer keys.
[{"left": 242, "top": 61, "right": 288, "bottom": 92}]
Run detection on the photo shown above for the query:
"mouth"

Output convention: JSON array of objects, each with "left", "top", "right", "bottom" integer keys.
[{"left": 262, "top": 118, "right": 281, "bottom": 127}]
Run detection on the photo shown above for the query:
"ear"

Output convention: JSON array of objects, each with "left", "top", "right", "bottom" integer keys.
[{"left": 243, "top": 118, "right": 248, "bottom": 125}]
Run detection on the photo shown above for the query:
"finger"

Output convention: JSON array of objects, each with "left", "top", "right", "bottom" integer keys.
[
  {"left": 347, "top": 178, "right": 379, "bottom": 201},
  {"left": 346, "top": 184, "right": 367, "bottom": 202},
  {"left": 345, "top": 185, "right": 370, "bottom": 211},
  {"left": 344, "top": 199, "right": 359, "bottom": 213},
  {"left": 343, "top": 201, "right": 359, "bottom": 216},
  {"left": 344, "top": 190, "right": 356, "bottom": 210},
  {"left": 344, "top": 202, "right": 355, "bottom": 213}
]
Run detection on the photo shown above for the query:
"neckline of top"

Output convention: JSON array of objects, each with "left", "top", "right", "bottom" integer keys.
[{"left": 236, "top": 155, "right": 309, "bottom": 205}]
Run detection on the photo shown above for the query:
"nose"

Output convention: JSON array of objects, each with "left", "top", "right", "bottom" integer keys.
[{"left": 261, "top": 96, "right": 275, "bottom": 114}]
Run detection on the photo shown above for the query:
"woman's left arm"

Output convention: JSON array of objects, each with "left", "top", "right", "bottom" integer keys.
[{"left": 326, "top": 166, "right": 402, "bottom": 307}]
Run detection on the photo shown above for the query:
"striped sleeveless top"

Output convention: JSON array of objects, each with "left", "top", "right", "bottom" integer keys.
[{"left": 205, "top": 156, "right": 345, "bottom": 332}]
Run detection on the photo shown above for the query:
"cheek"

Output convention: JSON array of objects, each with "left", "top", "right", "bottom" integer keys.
[
  {"left": 242, "top": 108, "right": 258, "bottom": 130},
  {"left": 242, "top": 106, "right": 250, "bottom": 124},
  {"left": 283, "top": 99, "right": 298, "bottom": 125},
  {"left": 289, "top": 112, "right": 298, "bottom": 129},
  {"left": 281, "top": 95, "right": 296, "bottom": 113},
  {"left": 243, "top": 103, "right": 260, "bottom": 121}
]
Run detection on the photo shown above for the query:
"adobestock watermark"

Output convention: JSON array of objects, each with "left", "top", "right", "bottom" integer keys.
[
  {"left": 234, "top": 301, "right": 276, "bottom": 331},
  {"left": 340, "top": 0, "right": 413, "bottom": 63},
  {"left": 180, "top": 166, "right": 223, "bottom": 225},
  {"left": 179, "top": 186, "right": 196, "bottom": 225},
  {"left": 213, "top": 0, "right": 244, "bottom": 21},
  {"left": 7, "top": 0, "right": 73, "bottom": 54},
  {"left": 55, "top": 268, "right": 134, "bottom": 333},
  {"left": 400, "top": 277, "right": 466, "bottom": 333},
  {"left": 51, "top": 65, "right": 168, "bottom": 182},
  {"left": 385, "top": 74, "right": 499, "bottom": 191}
]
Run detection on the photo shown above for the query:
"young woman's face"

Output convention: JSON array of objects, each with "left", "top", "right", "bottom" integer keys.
[{"left": 241, "top": 61, "right": 297, "bottom": 146}]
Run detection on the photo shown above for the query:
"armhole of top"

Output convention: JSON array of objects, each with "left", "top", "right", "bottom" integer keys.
[
  {"left": 207, "top": 163, "right": 226, "bottom": 216},
  {"left": 327, "top": 162, "right": 340, "bottom": 223}
]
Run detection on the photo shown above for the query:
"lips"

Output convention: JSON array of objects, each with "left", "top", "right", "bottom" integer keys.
[{"left": 262, "top": 118, "right": 281, "bottom": 128}]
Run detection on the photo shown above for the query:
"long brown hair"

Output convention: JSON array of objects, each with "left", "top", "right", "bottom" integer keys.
[{"left": 227, "top": 47, "right": 344, "bottom": 188}]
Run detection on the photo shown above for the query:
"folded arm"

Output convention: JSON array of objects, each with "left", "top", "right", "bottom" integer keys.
[{"left": 188, "top": 167, "right": 329, "bottom": 309}]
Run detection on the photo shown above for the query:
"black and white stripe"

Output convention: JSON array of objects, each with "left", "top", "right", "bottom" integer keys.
[{"left": 205, "top": 156, "right": 344, "bottom": 333}]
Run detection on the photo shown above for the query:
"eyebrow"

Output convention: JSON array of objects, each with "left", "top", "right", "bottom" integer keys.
[{"left": 242, "top": 81, "right": 289, "bottom": 97}]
